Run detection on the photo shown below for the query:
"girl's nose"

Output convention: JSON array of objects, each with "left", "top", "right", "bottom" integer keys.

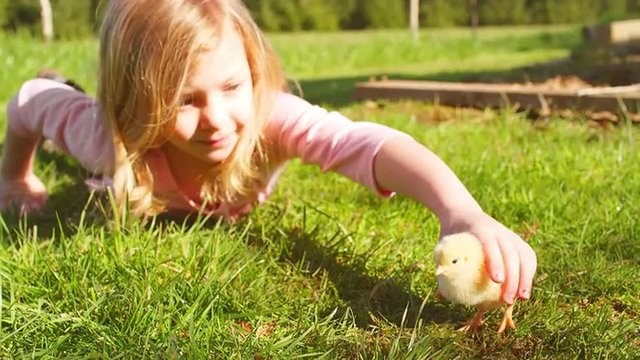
[{"left": 199, "top": 96, "right": 232, "bottom": 131}]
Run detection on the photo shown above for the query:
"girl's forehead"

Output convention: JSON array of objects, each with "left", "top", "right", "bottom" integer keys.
[
  {"left": 194, "top": 19, "right": 243, "bottom": 57},
  {"left": 186, "top": 25, "right": 248, "bottom": 85}
]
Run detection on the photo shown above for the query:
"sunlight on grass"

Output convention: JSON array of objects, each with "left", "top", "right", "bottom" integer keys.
[
  {"left": 270, "top": 26, "right": 579, "bottom": 79},
  {"left": 1, "top": 26, "right": 638, "bottom": 358}
]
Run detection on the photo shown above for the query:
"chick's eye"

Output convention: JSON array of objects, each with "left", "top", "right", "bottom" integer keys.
[{"left": 451, "top": 259, "right": 458, "bottom": 264}]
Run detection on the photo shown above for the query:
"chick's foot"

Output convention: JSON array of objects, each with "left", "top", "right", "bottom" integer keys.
[
  {"left": 497, "top": 302, "right": 516, "bottom": 333},
  {"left": 457, "top": 308, "right": 486, "bottom": 331}
]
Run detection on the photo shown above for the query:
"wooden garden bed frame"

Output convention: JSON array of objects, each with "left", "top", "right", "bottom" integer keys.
[{"left": 353, "top": 79, "right": 640, "bottom": 115}]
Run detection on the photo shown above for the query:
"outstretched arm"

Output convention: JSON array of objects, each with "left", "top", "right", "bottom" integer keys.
[
  {"left": 267, "top": 92, "right": 536, "bottom": 303},
  {"left": 0, "top": 78, "right": 113, "bottom": 214},
  {"left": 0, "top": 120, "right": 47, "bottom": 213},
  {"left": 374, "top": 136, "right": 537, "bottom": 304}
]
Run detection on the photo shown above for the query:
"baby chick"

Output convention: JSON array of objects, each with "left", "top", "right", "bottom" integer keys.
[{"left": 433, "top": 232, "right": 516, "bottom": 333}]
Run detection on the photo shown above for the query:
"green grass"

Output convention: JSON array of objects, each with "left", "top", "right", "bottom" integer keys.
[{"left": 1, "top": 26, "right": 639, "bottom": 358}]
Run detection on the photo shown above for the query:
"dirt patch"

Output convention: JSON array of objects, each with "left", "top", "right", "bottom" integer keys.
[
  {"left": 458, "top": 57, "right": 640, "bottom": 123},
  {"left": 512, "top": 75, "right": 594, "bottom": 92},
  {"left": 477, "top": 55, "right": 640, "bottom": 90}
]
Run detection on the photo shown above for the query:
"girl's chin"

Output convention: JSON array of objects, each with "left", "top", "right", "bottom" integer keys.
[{"left": 202, "top": 148, "right": 235, "bottom": 164}]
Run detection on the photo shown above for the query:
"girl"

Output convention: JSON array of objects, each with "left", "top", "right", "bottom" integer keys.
[{"left": 0, "top": 0, "right": 535, "bottom": 305}]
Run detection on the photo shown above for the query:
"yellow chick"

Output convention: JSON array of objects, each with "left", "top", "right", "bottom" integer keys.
[{"left": 433, "top": 232, "right": 516, "bottom": 333}]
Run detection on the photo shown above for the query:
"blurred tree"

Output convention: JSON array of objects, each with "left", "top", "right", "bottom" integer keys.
[
  {"left": 0, "top": 0, "right": 6, "bottom": 27},
  {"left": 422, "top": 0, "right": 468, "bottom": 27},
  {"left": 49, "top": 0, "right": 92, "bottom": 38},
  {"left": 299, "top": 0, "right": 339, "bottom": 31},
  {"left": 335, "top": 0, "right": 358, "bottom": 29},
  {"left": 1, "top": 0, "right": 40, "bottom": 34},
  {"left": 358, "top": 0, "right": 407, "bottom": 28},
  {"left": 479, "top": 0, "right": 529, "bottom": 25},
  {"left": 244, "top": 0, "right": 303, "bottom": 31},
  {"left": 273, "top": 0, "right": 304, "bottom": 31},
  {"left": 531, "top": 0, "right": 602, "bottom": 24},
  {"left": 599, "top": 0, "right": 630, "bottom": 22},
  {"left": 526, "top": 0, "right": 549, "bottom": 23},
  {"left": 3, "top": 0, "right": 640, "bottom": 36},
  {"left": 629, "top": 0, "right": 640, "bottom": 15}
]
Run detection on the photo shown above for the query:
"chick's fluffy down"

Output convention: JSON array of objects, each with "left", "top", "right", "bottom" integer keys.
[{"left": 434, "top": 233, "right": 502, "bottom": 308}]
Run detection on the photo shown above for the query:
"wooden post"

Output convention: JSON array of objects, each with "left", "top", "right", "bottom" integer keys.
[
  {"left": 583, "top": 19, "right": 640, "bottom": 45},
  {"left": 410, "top": 0, "right": 419, "bottom": 41},
  {"left": 39, "top": 0, "right": 54, "bottom": 42},
  {"left": 469, "top": 0, "right": 479, "bottom": 37}
]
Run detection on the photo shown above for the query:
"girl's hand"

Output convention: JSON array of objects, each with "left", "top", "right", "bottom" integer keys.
[
  {"left": 0, "top": 174, "right": 48, "bottom": 214},
  {"left": 440, "top": 209, "right": 537, "bottom": 304}
]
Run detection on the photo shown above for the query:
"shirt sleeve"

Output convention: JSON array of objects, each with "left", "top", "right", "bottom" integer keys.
[
  {"left": 6, "top": 78, "right": 114, "bottom": 175},
  {"left": 266, "top": 92, "right": 413, "bottom": 197}
]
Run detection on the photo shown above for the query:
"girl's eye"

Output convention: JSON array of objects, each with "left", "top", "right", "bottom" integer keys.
[
  {"left": 452, "top": 259, "right": 458, "bottom": 264},
  {"left": 224, "top": 82, "right": 241, "bottom": 92},
  {"left": 179, "top": 95, "right": 195, "bottom": 107}
]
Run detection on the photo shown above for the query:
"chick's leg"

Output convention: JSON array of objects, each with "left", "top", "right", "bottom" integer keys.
[
  {"left": 497, "top": 302, "right": 516, "bottom": 333},
  {"left": 458, "top": 307, "right": 486, "bottom": 332}
]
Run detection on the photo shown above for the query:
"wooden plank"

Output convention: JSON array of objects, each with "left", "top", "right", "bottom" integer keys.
[
  {"left": 353, "top": 80, "right": 640, "bottom": 114},
  {"left": 576, "top": 84, "right": 640, "bottom": 96},
  {"left": 583, "top": 19, "right": 640, "bottom": 45}
]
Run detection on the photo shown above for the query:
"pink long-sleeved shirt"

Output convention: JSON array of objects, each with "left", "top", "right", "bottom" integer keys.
[{"left": 7, "top": 78, "right": 410, "bottom": 219}]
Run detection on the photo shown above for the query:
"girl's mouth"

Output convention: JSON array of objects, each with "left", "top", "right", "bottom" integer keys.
[{"left": 201, "top": 135, "right": 231, "bottom": 148}]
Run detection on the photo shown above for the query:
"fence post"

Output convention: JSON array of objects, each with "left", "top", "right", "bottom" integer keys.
[
  {"left": 39, "top": 0, "right": 54, "bottom": 42},
  {"left": 469, "top": 0, "right": 479, "bottom": 37},
  {"left": 410, "top": 0, "right": 420, "bottom": 41}
]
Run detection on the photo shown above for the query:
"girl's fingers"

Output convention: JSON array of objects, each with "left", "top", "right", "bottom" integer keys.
[
  {"left": 516, "top": 240, "right": 537, "bottom": 299},
  {"left": 20, "top": 202, "right": 36, "bottom": 215},
  {"left": 496, "top": 233, "right": 520, "bottom": 304},
  {"left": 3, "top": 194, "right": 47, "bottom": 215},
  {"left": 0, "top": 177, "right": 47, "bottom": 214},
  {"left": 35, "top": 192, "right": 48, "bottom": 207},
  {"left": 478, "top": 230, "right": 505, "bottom": 284},
  {"left": 19, "top": 202, "right": 28, "bottom": 215},
  {"left": 27, "top": 199, "right": 44, "bottom": 212}
]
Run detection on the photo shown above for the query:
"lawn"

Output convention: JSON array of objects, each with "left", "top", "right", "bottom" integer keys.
[{"left": 1, "top": 26, "right": 639, "bottom": 358}]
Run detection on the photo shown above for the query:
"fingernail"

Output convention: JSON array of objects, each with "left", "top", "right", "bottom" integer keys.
[
  {"left": 495, "top": 272, "right": 504, "bottom": 282},
  {"left": 520, "top": 288, "right": 530, "bottom": 299}
]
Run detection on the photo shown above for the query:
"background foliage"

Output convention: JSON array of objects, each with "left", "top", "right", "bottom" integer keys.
[{"left": 0, "top": 0, "right": 639, "bottom": 38}]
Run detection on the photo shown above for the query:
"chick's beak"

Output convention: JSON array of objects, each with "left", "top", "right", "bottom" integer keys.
[{"left": 435, "top": 265, "right": 445, "bottom": 276}]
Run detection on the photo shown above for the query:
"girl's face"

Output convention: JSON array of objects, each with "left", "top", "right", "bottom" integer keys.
[{"left": 167, "top": 26, "right": 254, "bottom": 165}]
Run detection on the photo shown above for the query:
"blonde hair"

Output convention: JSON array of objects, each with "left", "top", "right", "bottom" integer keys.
[{"left": 98, "top": 0, "right": 287, "bottom": 218}]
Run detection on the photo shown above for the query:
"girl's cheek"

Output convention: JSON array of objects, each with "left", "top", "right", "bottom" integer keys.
[
  {"left": 174, "top": 113, "right": 199, "bottom": 139},
  {"left": 232, "top": 110, "right": 252, "bottom": 128},
  {"left": 236, "top": 93, "right": 255, "bottom": 126}
]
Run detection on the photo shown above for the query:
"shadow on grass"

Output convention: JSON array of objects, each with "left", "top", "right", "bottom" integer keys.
[
  {"left": 0, "top": 145, "right": 107, "bottom": 243},
  {"left": 142, "top": 210, "right": 463, "bottom": 329},
  {"left": 274, "top": 226, "right": 462, "bottom": 328}
]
